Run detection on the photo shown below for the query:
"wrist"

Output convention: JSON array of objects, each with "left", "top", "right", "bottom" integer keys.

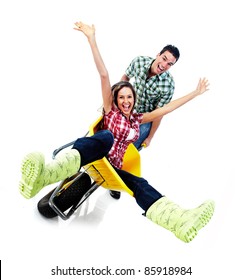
[{"left": 88, "top": 35, "right": 96, "bottom": 43}]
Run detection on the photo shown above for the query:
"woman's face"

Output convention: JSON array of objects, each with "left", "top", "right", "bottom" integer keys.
[{"left": 117, "top": 87, "right": 135, "bottom": 118}]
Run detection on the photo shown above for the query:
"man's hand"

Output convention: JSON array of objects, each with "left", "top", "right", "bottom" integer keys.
[{"left": 142, "top": 137, "right": 152, "bottom": 148}]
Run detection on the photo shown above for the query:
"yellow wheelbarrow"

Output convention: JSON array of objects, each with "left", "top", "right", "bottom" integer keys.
[{"left": 37, "top": 116, "right": 141, "bottom": 220}]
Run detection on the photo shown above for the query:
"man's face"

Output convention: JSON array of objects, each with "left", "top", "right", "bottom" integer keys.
[{"left": 151, "top": 50, "right": 177, "bottom": 76}]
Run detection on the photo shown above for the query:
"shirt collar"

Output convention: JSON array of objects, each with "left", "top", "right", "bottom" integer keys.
[{"left": 145, "top": 58, "right": 170, "bottom": 80}]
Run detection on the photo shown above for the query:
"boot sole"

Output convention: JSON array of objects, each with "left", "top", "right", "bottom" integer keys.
[
  {"left": 19, "top": 153, "right": 45, "bottom": 199},
  {"left": 177, "top": 200, "right": 215, "bottom": 242}
]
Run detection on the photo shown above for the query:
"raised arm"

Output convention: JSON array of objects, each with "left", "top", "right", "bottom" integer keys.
[
  {"left": 142, "top": 78, "right": 210, "bottom": 123},
  {"left": 74, "top": 21, "right": 112, "bottom": 114}
]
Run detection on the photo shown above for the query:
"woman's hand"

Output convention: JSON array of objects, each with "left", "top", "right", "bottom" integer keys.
[
  {"left": 74, "top": 21, "right": 95, "bottom": 40},
  {"left": 195, "top": 78, "right": 210, "bottom": 95}
]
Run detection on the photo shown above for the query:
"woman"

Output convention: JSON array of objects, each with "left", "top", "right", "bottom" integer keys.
[{"left": 19, "top": 21, "right": 214, "bottom": 243}]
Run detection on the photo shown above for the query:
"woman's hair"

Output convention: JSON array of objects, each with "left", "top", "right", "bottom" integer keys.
[
  {"left": 111, "top": 81, "right": 136, "bottom": 110},
  {"left": 98, "top": 81, "right": 137, "bottom": 131}
]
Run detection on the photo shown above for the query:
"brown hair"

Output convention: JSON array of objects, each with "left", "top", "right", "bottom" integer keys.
[{"left": 111, "top": 81, "right": 136, "bottom": 110}]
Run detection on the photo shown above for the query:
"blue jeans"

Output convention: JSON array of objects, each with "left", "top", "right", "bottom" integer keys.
[
  {"left": 115, "top": 168, "right": 162, "bottom": 211},
  {"left": 72, "top": 130, "right": 114, "bottom": 166},
  {"left": 133, "top": 122, "right": 152, "bottom": 151},
  {"left": 72, "top": 130, "right": 162, "bottom": 212}
]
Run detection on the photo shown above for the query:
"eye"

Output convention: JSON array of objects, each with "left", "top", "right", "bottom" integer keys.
[{"left": 118, "top": 95, "right": 124, "bottom": 100}]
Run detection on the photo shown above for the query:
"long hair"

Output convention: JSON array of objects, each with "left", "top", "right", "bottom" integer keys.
[
  {"left": 111, "top": 81, "right": 136, "bottom": 110},
  {"left": 98, "top": 81, "right": 137, "bottom": 131}
]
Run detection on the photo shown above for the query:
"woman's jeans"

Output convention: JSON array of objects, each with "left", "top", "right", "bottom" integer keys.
[
  {"left": 133, "top": 122, "right": 152, "bottom": 151},
  {"left": 115, "top": 168, "right": 162, "bottom": 211},
  {"left": 73, "top": 130, "right": 114, "bottom": 166},
  {"left": 72, "top": 130, "right": 162, "bottom": 212}
]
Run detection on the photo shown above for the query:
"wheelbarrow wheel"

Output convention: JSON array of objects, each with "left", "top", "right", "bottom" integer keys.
[{"left": 37, "top": 172, "right": 92, "bottom": 218}]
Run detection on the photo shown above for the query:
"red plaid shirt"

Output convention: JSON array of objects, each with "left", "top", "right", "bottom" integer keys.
[{"left": 103, "top": 106, "right": 143, "bottom": 169}]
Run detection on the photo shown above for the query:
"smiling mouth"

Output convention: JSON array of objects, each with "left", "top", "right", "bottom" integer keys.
[
  {"left": 158, "top": 65, "right": 164, "bottom": 72},
  {"left": 122, "top": 104, "right": 131, "bottom": 112}
]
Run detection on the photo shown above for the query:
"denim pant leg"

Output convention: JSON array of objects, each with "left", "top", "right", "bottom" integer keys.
[
  {"left": 72, "top": 130, "right": 114, "bottom": 167},
  {"left": 133, "top": 122, "right": 152, "bottom": 151},
  {"left": 115, "top": 168, "right": 163, "bottom": 212}
]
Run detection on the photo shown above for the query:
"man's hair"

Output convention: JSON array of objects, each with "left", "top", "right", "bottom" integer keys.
[{"left": 159, "top": 45, "right": 180, "bottom": 63}]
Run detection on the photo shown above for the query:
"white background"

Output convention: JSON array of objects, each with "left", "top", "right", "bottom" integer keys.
[{"left": 0, "top": 0, "right": 241, "bottom": 279}]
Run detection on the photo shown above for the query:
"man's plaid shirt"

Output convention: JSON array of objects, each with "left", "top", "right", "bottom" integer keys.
[{"left": 125, "top": 56, "right": 175, "bottom": 112}]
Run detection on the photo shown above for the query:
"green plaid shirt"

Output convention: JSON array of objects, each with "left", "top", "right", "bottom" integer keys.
[{"left": 125, "top": 56, "right": 175, "bottom": 113}]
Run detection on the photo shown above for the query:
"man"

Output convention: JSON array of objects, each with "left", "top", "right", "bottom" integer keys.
[
  {"left": 110, "top": 45, "right": 180, "bottom": 199},
  {"left": 122, "top": 45, "right": 180, "bottom": 149}
]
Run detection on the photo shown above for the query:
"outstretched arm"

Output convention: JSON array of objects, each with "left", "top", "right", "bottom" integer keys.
[
  {"left": 74, "top": 21, "right": 112, "bottom": 114},
  {"left": 142, "top": 78, "right": 210, "bottom": 123}
]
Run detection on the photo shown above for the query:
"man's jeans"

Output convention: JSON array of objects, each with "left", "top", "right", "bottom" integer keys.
[
  {"left": 133, "top": 122, "right": 152, "bottom": 151},
  {"left": 72, "top": 129, "right": 162, "bottom": 212}
]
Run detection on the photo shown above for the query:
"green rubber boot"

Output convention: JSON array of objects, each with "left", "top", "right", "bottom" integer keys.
[
  {"left": 146, "top": 197, "right": 215, "bottom": 243},
  {"left": 19, "top": 149, "right": 81, "bottom": 199}
]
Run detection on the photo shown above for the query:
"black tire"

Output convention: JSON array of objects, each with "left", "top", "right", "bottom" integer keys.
[{"left": 37, "top": 172, "right": 92, "bottom": 218}]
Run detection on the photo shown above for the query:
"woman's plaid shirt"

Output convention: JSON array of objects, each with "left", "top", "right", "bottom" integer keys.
[{"left": 103, "top": 106, "right": 143, "bottom": 169}]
